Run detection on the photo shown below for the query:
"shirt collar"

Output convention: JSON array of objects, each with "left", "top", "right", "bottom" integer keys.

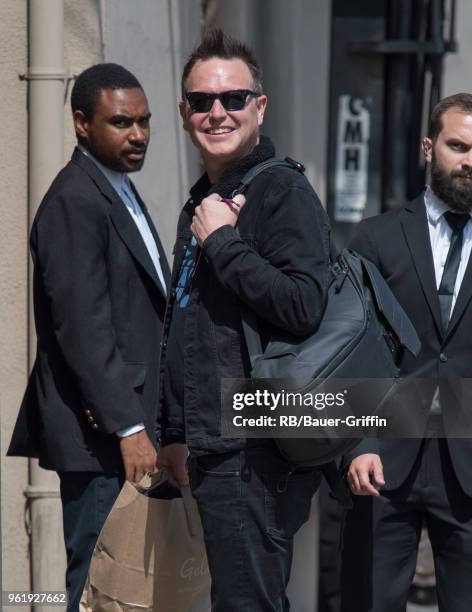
[
  {"left": 78, "top": 144, "right": 128, "bottom": 196},
  {"left": 424, "top": 184, "right": 472, "bottom": 225}
]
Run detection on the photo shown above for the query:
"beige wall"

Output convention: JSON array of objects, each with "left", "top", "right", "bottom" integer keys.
[
  {"left": 64, "top": 0, "right": 103, "bottom": 161},
  {"left": 0, "top": 0, "right": 30, "bottom": 599}
]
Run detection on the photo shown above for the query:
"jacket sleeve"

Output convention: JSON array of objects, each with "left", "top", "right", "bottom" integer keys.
[
  {"left": 202, "top": 183, "right": 330, "bottom": 335},
  {"left": 349, "top": 218, "right": 380, "bottom": 268},
  {"left": 341, "top": 219, "right": 382, "bottom": 464},
  {"left": 34, "top": 193, "right": 145, "bottom": 435}
]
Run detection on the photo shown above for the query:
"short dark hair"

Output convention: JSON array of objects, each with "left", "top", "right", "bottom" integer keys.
[
  {"left": 429, "top": 92, "right": 472, "bottom": 141},
  {"left": 181, "top": 29, "right": 263, "bottom": 96},
  {"left": 71, "top": 63, "right": 143, "bottom": 120}
]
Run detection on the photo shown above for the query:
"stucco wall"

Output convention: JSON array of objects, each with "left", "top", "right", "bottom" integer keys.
[
  {"left": 0, "top": 0, "right": 30, "bottom": 601},
  {"left": 64, "top": 0, "right": 103, "bottom": 160}
]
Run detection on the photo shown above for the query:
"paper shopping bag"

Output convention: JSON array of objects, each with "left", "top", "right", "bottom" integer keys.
[{"left": 80, "top": 471, "right": 211, "bottom": 612}]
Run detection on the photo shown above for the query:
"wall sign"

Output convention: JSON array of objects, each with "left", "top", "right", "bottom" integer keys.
[{"left": 334, "top": 95, "right": 371, "bottom": 223}]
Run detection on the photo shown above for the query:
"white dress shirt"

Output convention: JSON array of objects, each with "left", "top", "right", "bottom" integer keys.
[{"left": 79, "top": 145, "right": 166, "bottom": 438}]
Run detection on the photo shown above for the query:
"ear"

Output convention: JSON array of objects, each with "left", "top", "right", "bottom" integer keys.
[
  {"left": 422, "top": 137, "right": 433, "bottom": 164},
  {"left": 179, "top": 100, "right": 189, "bottom": 133},
  {"left": 73, "top": 110, "right": 89, "bottom": 141},
  {"left": 256, "top": 95, "right": 268, "bottom": 127}
]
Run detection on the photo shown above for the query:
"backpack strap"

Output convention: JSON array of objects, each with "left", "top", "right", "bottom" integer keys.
[
  {"left": 231, "top": 156, "right": 305, "bottom": 197},
  {"left": 237, "top": 157, "right": 306, "bottom": 366}
]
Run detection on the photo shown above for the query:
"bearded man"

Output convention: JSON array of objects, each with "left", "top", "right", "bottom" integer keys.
[{"left": 341, "top": 93, "right": 472, "bottom": 612}]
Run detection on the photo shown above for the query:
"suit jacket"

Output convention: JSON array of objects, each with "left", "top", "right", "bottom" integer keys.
[
  {"left": 349, "top": 194, "right": 472, "bottom": 495},
  {"left": 8, "top": 148, "right": 170, "bottom": 473}
]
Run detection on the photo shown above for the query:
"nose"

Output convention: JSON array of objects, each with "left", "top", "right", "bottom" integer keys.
[
  {"left": 461, "top": 149, "right": 472, "bottom": 169},
  {"left": 208, "top": 97, "right": 227, "bottom": 120},
  {"left": 129, "top": 122, "right": 147, "bottom": 144}
]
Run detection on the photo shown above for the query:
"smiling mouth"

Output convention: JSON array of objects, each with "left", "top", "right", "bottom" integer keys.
[{"left": 204, "top": 127, "right": 234, "bottom": 135}]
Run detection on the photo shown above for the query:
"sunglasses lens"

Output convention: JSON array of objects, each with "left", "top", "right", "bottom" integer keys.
[
  {"left": 187, "top": 93, "right": 213, "bottom": 113},
  {"left": 221, "top": 91, "right": 247, "bottom": 111}
]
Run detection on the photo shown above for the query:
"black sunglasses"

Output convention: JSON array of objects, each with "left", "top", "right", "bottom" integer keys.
[{"left": 185, "top": 89, "right": 259, "bottom": 113}]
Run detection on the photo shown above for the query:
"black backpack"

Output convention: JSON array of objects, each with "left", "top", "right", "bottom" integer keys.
[{"left": 234, "top": 158, "right": 421, "bottom": 468}]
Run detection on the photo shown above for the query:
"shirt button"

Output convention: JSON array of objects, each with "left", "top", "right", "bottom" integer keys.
[
  {"left": 87, "top": 416, "right": 94, "bottom": 423},
  {"left": 84, "top": 409, "right": 91, "bottom": 416},
  {"left": 439, "top": 353, "right": 448, "bottom": 363},
  {"left": 92, "top": 423, "right": 99, "bottom": 430}
]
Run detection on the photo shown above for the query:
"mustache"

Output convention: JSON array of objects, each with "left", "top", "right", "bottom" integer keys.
[{"left": 451, "top": 170, "right": 472, "bottom": 179}]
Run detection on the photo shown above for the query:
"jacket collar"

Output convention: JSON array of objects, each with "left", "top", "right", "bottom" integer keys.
[
  {"left": 189, "top": 135, "right": 276, "bottom": 201},
  {"left": 401, "top": 194, "right": 443, "bottom": 337},
  {"left": 71, "top": 147, "right": 169, "bottom": 298}
]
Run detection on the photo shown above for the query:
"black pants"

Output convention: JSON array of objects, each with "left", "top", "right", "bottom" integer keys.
[
  {"left": 188, "top": 446, "right": 321, "bottom": 612},
  {"left": 59, "top": 471, "right": 124, "bottom": 612},
  {"left": 341, "top": 438, "right": 472, "bottom": 612}
]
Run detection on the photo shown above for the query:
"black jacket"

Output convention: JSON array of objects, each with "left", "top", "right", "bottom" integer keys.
[
  {"left": 347, "top": 195, "right": 472, "bottom": 495},
  {"left": 8, "top": 148, "right": 169, "bottom": 472},
  {"left": 159, "top": 137, "right": 330, "bottom": 455}
]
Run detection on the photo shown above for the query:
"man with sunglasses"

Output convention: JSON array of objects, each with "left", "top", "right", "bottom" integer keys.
[{"left": 157, "top": 29, "right": 330, "bottom": 611}]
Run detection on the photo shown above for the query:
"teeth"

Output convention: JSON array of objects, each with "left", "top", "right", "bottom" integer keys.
[{"left": 207, "top": 128, "right": 232, "bottom": 134}]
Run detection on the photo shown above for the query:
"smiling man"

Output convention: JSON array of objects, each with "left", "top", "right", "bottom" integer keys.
[
  {"left": 8, "top": 64, "right": 169, "bottom": 610},
  {"left": 156, "top": 30, "right": 330, "bottom": 611},
  {"left": 341, "top": 93, "right": 472, "bottom": 611}
]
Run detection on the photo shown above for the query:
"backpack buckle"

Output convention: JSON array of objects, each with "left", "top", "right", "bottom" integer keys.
[{"left": 284, "top": 157, "right": 305, "bottom": 173}]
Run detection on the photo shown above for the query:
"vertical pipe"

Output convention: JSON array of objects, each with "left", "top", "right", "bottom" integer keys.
[{"left": 27, "top": 1, "right": 67, "bottom": 609}]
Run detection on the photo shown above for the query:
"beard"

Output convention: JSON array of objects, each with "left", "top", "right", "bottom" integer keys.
[{"left": 431, "top": 153, "right": 472, "bottom": 212}]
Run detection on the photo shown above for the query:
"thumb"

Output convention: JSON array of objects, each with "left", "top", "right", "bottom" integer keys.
[
  {"left": 174, "top": 462, "right": 189, "bottom": 486},
  {"left": 372, "top": 458, "right": 385, "bottom": 487},
  {"left": 232, "top": 194, "right": 246, "bottom": 209}
]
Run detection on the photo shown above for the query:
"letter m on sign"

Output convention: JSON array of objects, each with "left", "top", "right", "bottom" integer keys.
[{"left": 344, "top": 120, "right": 362, "bottom": 143}]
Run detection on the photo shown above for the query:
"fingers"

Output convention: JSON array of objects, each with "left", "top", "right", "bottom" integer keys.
[
  {"left": 156, "top": 443, "right": 189, "bottom": 488},
  {"left": 172, "top": 461, "right": 189, "bottom": 487},
  {"left": 347, "top": 454, "right": 384, "bottom": 497},
  {"left": 357, "top": 467, "right": 381, "bottom": 496},
  {"left": 166, "top": 474, "right": 181, "bottom": 489},
  {"left": 119, "top": 431, "right": 158, "bottom": 483}
]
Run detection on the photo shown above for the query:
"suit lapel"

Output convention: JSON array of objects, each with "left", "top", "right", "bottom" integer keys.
[
  {"left": 400, "top": 195, "right": 443, "bottom": 337},
  {"left": 72, "top": 148, "right": 166, "bottom": 297}
]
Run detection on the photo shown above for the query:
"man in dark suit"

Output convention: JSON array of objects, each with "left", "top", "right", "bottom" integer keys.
[
  {"left": 341, "top": 93, "right": 472, "bottom": 611},
  {"left": 8, "top": 63, "right": 169, "bottom": 611}
]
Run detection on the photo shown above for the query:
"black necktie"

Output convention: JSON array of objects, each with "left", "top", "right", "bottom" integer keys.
[{"left": 438, "top": 211, "right": 470, "bottom": 331}]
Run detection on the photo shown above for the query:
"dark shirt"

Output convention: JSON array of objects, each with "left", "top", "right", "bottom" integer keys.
[{"left": 163, "top": 235, "right": 199, "bottom": 432}]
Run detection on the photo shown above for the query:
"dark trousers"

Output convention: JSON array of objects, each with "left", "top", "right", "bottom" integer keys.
[
  {"left": 188, "top": 446, "right": 321, "bottom": 612},
  {"left": 59, "top": 471, "right": 124, "bottom": 612},
  {"left": 341, "top": 438, "right": 472, "bottom": 612}
]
